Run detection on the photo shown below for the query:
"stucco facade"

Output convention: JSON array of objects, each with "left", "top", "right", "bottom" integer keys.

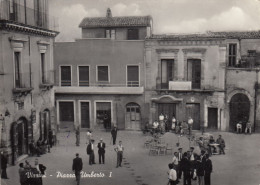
[{"left": 0, "top": 0, "right": 58, "bottom": 164}]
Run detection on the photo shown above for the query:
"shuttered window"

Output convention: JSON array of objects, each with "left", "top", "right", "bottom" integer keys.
[
  {"left": 187, "top": 59, "right": 201, "bottom": 89},
  {"left": 60, "top": 66, "right": 71, "bottom": 86},
  {"left": 127, "top": 66, "right": 139, "bottom": 87},
  {"left": 228, "top": 44, "right": 237, "bottom": 67},
  {"left": 78, "top": 66, "right": 89, "bottom": 86},
  {"left": 127, "top": 29, "right": 139, "bottom": 40}
]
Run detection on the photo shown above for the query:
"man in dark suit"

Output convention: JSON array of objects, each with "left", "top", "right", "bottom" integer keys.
[
  {"left": 72, "top": 153, "right": 83, "bottom": 185},
  {"left": 204, "top": 154, "right": 213, "bottom": 185},
  {"left": 111, "top": 125, "right": 118, "bottom": 145},
  {"left": 97, "top": 138, "right": 106, "bottom": 164},
  {"left": 1, "top": 151, "right": 8, "bottom": 179},
  {"left": 181, "top": 152, "right": 191, "bottom": 185},
  {"left": 87, "top": 140, "right": 95, "bottom": 165},
  {"left": 177, "top": 148, "right": 183, "bottom": 179}
]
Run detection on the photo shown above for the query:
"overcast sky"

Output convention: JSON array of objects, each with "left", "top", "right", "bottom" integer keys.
[{"left": 49, "top": 0, "right": 260, "bottom": 42}]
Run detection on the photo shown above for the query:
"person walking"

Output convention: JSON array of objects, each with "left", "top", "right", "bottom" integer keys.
[
  {"left": 111, "top": 126, "right": 118, "bottom": 145},
  {"left": 72, "top": 153, "right": 83, "bottom": 185},
  {"left": 204, "top": 154, "right": 212, "bottom": 185},
  {"left": 97, "top": 138, "right": 106, "bottom": 164},
  {"left": 1, "top": 151, "right": 8, "bottom": 179},
  {"left": 75, "top": 126, "right": 80, "bottom": 146},
  {"left": 114, "top": 141, "right": 124, "bottom": 168},
  {"left": 18, "top": 163, "right": 27, "bottom": 185},
  {"left": 87, "top": 139, "right": 96, "bottom": 165}
]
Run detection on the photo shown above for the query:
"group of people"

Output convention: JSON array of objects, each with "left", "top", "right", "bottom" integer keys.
[
  {"left": 18, "top": 159, "right": 46, "bottom": 185},
  {"left": 152, "top": 113, "right": 194, "bottom": 136},
  {"left": 168, "top": 147, "right": 213, "bottom": 185},
  {"left": 72, "top": 125, "right": 124, "bottom": 185},
  {"left": 236, "top": 121, "right": 252, "bottom": 134},
  {"left": 198, "top": 135, "right": 226, "bottom": 155}
]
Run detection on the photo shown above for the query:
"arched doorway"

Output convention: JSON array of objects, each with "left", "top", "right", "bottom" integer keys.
[
  {"left": 11, "top": 117, "right": 29, "bottom": 164},
  {"left": 229, "top": 93, "right": 250, "bottom": 132},
  {"left": 125, "top": 103, "right": 141, "bottom": 130}
]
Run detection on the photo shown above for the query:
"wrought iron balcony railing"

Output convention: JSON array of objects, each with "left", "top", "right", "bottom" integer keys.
[{"left": 0, "top": 0, "right": 58, "bottom": 31}]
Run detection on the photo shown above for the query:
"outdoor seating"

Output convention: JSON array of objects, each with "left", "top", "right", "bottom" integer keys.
[
  {"left": 158, "top": 143, "right": 167, "bottom": 155},
  {"left": 149, "top": 142, "right": 160, "bottom": 155}
]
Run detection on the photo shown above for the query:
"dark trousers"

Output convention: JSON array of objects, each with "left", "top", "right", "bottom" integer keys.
[
  {"left": 169, "top": 180, "right": 177, "bottom": 185},
  {"left": 117, "top": 151, "right": 123, "bottom": 167},
  {"left": 177, "top": 164, "right": 182, "bottom": 179},
  {"left": 204, "top": 173, "right": 211, "bottom": 185},
  {"left": 183, "top": 171, "right": 191, "bottom": 185},
  {"left": 1, "top": 168, "right": 7, "bottom": 178},
  {"left": 112, "top": 136, "right": 117, "bottom": 145},
  {"left": 89, "top": 152, "right": 95, "bottom": 165},
  {"left": 99, "top": 152, "right": 105, "bottom": 164},
  {"left": 218, "top": 146, "right": 225, "bottom": 154},
  {"left": 75, "top": 171, "right": 81, "bottom": 185}
]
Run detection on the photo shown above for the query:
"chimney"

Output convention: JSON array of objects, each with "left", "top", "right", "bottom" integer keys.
[{"left": 106, "top": 8, "right": 112, "bottom": 18}]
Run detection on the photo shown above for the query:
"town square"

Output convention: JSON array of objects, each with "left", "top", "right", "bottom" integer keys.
[{"left": 1, "top": 0, "right": 260, "bottom": 185}]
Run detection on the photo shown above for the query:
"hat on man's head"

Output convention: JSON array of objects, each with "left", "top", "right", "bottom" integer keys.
[
  {"left": 178, "top": 148, "right": 182, "bottom": 150},
  {"left": 91, "top": 139, "right": 95, "bottom": 142},
  {"left": 100, "top": 138, "right": 103, "bottom": 141},
  {"left": 190, "top": 147, "right": 194, "bottom": 150}
]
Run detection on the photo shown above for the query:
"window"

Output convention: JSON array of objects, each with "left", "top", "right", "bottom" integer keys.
[
  {"left": 78, "top": 66, "right": 89, "bottom": 86},
  {"left": 14, "top": 52, "right": 21, "bottom": 88},
  {"left": 187, "top": 59, "right": 201, "bottom": 89},
  {"left": 97, "top": 66, "right": 109, "bottom": 82},
  {"left": 9, "top": 0, "right": 17, "bottom": 21},
  {"left": 127, "top": 29, "right": 139, "bottom": 40},
  {"left": 228, "top": 44, "right": 237, "bottom": 67},
  {"left": 59, "top": 102, "right": 74, "bottom": 121},
  {"left": 60, "top": 66, "right": 71, "bottom": 86},
  {"left": 41, "top": 53, "right": 46, "bottom": 83},
  {"left": 161, "top": 59, "right": 174, "bottom": 89},
  {"left": 127, "top": 66, "right": 139, "bottom": 87},
  {"left": 105, "top": 29, "right": 116, "bottom": 39}
]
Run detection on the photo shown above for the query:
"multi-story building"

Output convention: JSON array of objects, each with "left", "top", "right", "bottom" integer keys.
[
  {"left": 144, "top": 33, "right": 226, "bottom": 131},
  {"left": 54, "top": 9, "right": 152, "bottom": 131},
  {"left": 0, "top": 0, "right": 58, "bottom": 164}
]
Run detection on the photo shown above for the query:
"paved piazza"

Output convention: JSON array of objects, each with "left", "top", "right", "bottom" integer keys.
[{"left": 2, "top": 130, "right": 260, "bottom": 185}]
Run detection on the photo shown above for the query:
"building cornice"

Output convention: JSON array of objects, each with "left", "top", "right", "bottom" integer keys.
[{"left": 0, "top": 20, "right": 59, "bottom": 37}]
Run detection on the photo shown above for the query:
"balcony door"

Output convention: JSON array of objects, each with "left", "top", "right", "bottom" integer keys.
[
  {"left": 187, "top": 59, "right": 201, "bottom": 89},
  {"left": 161, "top": 59, "right": 174, "bottom": 89}
]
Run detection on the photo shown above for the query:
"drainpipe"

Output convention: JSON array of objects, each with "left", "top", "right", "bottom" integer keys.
[{"left": 254, "top": 69, "right": 259, "bottom": 132}]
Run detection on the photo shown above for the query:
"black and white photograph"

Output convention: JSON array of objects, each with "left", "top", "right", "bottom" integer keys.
[{"left": 1, "top": 0, "right": 260, "bottom": 185}]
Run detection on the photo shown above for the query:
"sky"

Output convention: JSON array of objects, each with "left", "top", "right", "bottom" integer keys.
[{"left": 49, "top": 0, "right": 260, "bottom": 42}]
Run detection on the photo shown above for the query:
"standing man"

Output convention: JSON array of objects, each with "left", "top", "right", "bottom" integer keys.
[
  {"left": 204, "top": 154, "right": 213, "bottom": 185},
  {"left": 236, "top": 122, "right": 242, "bottom": 134},
  {"left": 187, "top": 117, "right": 193, "bottom": 135},
  {"left": 87, "top": 139, "right": 96, "bottom": 165},
  {"left": 216, "top": 135, "right": 225, "bottom": 155},
  {"left": 48, "top": 129, "right": 53, "bottom": 148},
  {"left": 1, "top": 151, "right": 8, "bottom": 179},
  {"left": 168, "top": 163, "right": 177, "bottom": 185},
  {"left": 159, "top": 113, "right": 165, "bottom": 133},
  {"left": 181, "top": 152, "right": 191, "bottom": 185},
  {"left": 97, "top": 138, "right": 106, "bottom": 164},
  {"left": 72, "top": 153, "right": 83, "bottom": 185},
  {"left": 111, "top": 126, "right": 118, "bottom": 145},
  {"left": 75, "top": 126, "right": 80, "bottom": 146},
  {"left": 114, "top": 141, "right": 124, "bottom": 168},
  {"left": 18, "top": 163, "right": 27, "bottom": 185},
  {"left": 177, "top": 148, "right": 183, "bottom": 179}
]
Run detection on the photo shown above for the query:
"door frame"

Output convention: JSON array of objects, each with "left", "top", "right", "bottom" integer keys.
[
  {"left": 125, "top": 102, "right": 141, "bottom": 130},
  {"left": 78, "top": 100, "right": 91, "bottom": 129},
  {"left": 94, "top": 100, "right": 113, "bottom": 126},
  {"left": 207, "top": 107, "right": 218, "bottom": 130},
  {"left": 56, "top": 100, "right": 76, "bottom": 130}
]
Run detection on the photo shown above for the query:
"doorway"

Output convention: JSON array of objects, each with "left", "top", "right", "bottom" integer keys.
[
  {"left": 81, "top": 102, "right": 90, "bottom": 128},
  {"left": 208, "top": 107, "right": 218, "bottom": 130},
  {"left": 125, "top": 103, "right": 141, "bottom": 130}
]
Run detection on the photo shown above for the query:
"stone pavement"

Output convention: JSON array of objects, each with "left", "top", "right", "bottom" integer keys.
[{"left": 2, "top": 130, "right": 260, "bottom": 185}]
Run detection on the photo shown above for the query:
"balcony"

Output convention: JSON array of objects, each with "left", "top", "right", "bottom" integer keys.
[
  {"left": 54, "top": 83, "right": 144, "bottom": 95},
  {"left": 0, "top": 0, "right": 58, "bottom": 33},
  {"left": 169, "top": 81, "right": 191, "bottom": 90},
  {"left": 228, "top": 51, "right": 260, "bottom": 69},
  {"left": 39, "top": 70, "right": 55, "bottom": 90}
]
